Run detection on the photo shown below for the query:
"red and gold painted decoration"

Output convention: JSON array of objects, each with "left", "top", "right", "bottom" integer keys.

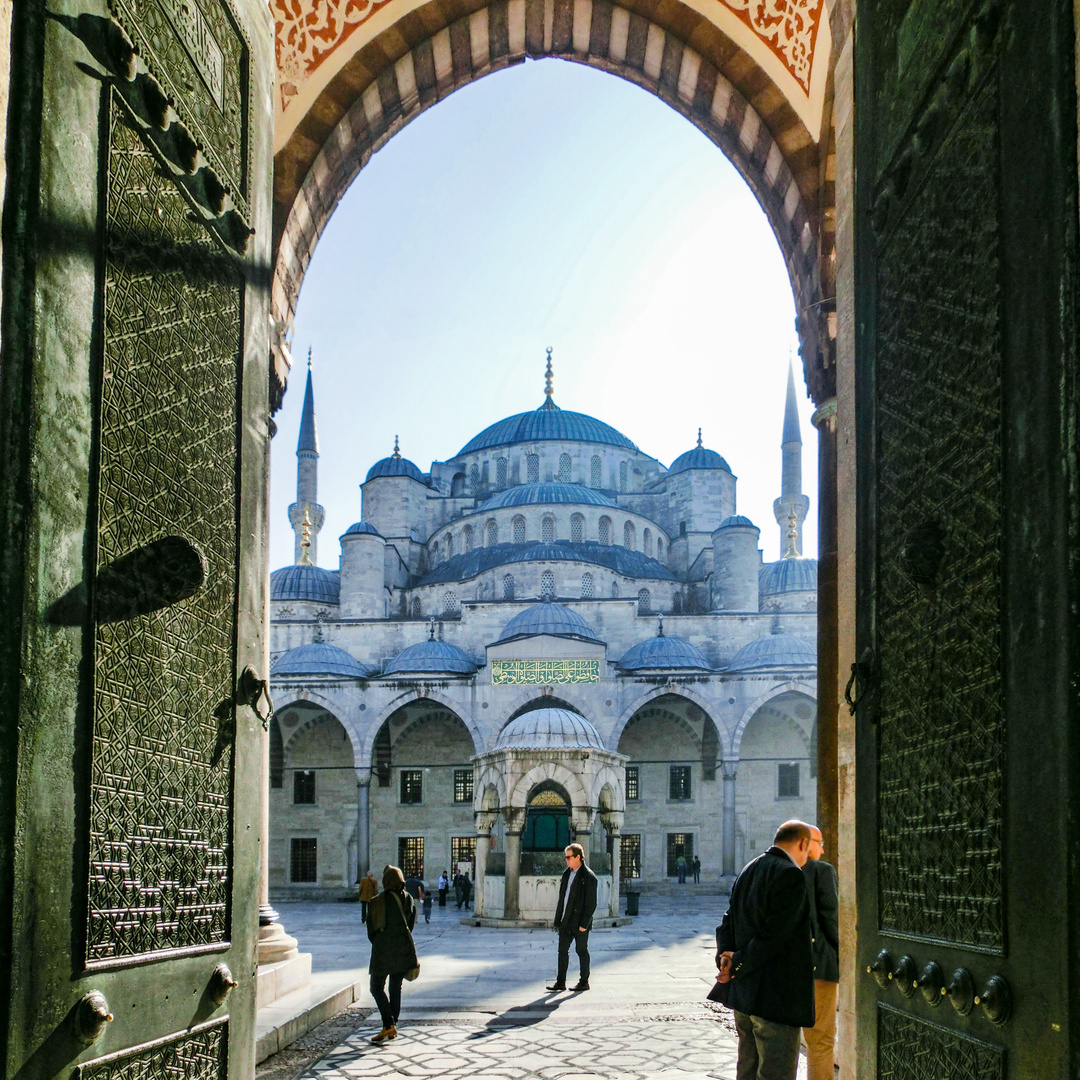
[{"left": 720, "top": 0, "right": 824, "bottom": 93}]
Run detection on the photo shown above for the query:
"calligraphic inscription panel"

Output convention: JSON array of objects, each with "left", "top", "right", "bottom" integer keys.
[
  {"left": 875, "top": 80, "right": 1005, "bottom": 948},
  {"left": 87, "top": 99, "right": 243, "bottom": 962},
  {"left": 491, "top": 660, "right": 600, "bottom": 686},
  {"left": 878, "top": 1006, "right": 1003, "bottom": 1080},
  {"left": 78, "top": 1021, "right": 227, "bottom": 1080}
]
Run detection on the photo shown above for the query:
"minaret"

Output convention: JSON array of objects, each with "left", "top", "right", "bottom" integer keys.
[
  {"left": 772, "top": 361, "right": 810, "bottom": 556},
  {"left": 288, "top": 349, "right": 326, "bottom": 564}
]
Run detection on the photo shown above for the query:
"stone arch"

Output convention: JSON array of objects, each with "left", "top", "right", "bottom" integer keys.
[
  {"left": 275, "top": 690, "right": 362, "bottom": 757},
  {"left": 730, "top": 681, "right": 817, "bottom": 758},
  {"left": 474, "top": 766, "right": 508, "bottom": 811},
  {"left": 594, "top": 765, "right": 625, "bottom": 811},
  {"left": 609, "top": 683, "right": 719, "bottom": 750},
  {"left": 508, "top": 761, "right": 589, "bottom": 810},
  {"left": 363, "top": 688, "right": 481, "bottom": 764},
  {"left": 500, "top": 687, "right": 595, "bottom": 729}
]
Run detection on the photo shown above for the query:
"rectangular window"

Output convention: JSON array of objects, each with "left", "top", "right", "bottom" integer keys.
[
  {"left": 620, "top": 834, "right": 642, "bottom": 879},
  {"left": 453, "top": 769, "right": 474, "bottom": 804},
  {"left": 290, "top": 837, "right": 318, "bottom": 883},
  {"left": 398, "top": 836, "right": 425, "bottom": 880},
  {"left": 666, "top": 833, "right": 694, "bottom": 877},
  {"left": 625, "top": 766, "right": 639, "bottom": 801},
  {"left": 669, "top": 765, "right": 692, "bottom": 801},
  {"left": 451, "top": 835, "right": 476, "bottom": 870},
  {"left": 778, "top": 762, "right": 801, "bottom": 798},
  {"left": 400, "top": 769, "right": 423, "bottom": 804},
  {"left": 293, "top": 770, "right": 316, "bottom": 804}
]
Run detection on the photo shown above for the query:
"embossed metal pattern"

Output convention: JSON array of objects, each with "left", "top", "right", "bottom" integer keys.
[
  {"left": 878, "top": 1005, "right": 1003, "bottom": 1079},
  {"left": 490, "top": 660, "right": 600, "bottom": 685},
  {"left": 875, "top": 80, "right": 1005, "bottom": 949},
  {"left": 77, "top": 1020, "right": 227, "bottom": 1080},
  {"left": 87, "top": 98, "right": 243, "bottom": 962}
]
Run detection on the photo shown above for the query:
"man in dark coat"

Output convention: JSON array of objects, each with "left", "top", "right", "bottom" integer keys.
[
  {"left": 715, "top": 820, "right": 815, "bottom": 1080},
  {"left": 802, "top": 825, "right": 839, "bottom": 1080},
  {"left": 546, "top": 843, "right": 598, "bottom": 992}
]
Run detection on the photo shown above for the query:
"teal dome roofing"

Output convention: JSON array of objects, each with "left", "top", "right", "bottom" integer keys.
[
  {"left": 272, "top": 642, "right": 369, "bottom": 678},
  {"left": 759, "top": 558, "right": 818, "bottom": 595},
  {"left": 497, "top": 601, "right": 601, "bottom": 643},
  {"left": 343, "top": 521, "right": 382, "bottom": 537},
  {"left": 383, "top": 639, "right": 478, "bottom": 676},
  {"left": 617, "top": 633, "right": 711, "bottom": 672},
  {"left": 726, "top": 633, "right": 816, "bottom": 671},
  {"left": 270, "top": 564, "right": 340, "bottom": 604},
  {"left": 458, "top": 408, "right": 637, "bottom": 455},
  {"left": 668, "top": 446, "right": 731, "bottom": 475},
  {"left": 477, "top": 483, "right": 618, "bottom": 512},
  {"left": 495, "top": 708, "right": 605, "bottom": 751},
  {"left": 365, "top": 455, "right": 425, "bottom": 483},
  {"left": 716, "top": 515, "right": 757, "bottom": 530}
]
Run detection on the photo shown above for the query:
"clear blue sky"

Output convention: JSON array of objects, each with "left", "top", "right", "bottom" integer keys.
[{"left": 270, "top": 58, "right": 819, "bottom": 571}]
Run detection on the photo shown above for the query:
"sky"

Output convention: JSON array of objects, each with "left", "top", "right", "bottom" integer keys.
[{"left": 269, "top": 58, "right": 819, "bottom": 571}]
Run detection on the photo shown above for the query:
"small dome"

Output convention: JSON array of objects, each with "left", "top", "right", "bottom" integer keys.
[
  {"left": 726, "top": 633, "right": 817, "bottom": 671},
  {"left": 383, "top": 639, "right": 478, "bottom": 676},
  {"left": 668, "top": 445, "right": 732, "bottom": 476},
  {"left": 476, "top": 483, "right": 618, "bottom": 512},
  {"left": 343, "top": 521, "right": 382, "bottom": 538},
  {"left": 270, "top": 564, "right": 340, "bottom": 604},
  {"left": 617, "top": 634, "right": 711, "bottom": 672},
  {"left": 495, "top": 707, "right": 605, "bottom": 751},
  {"left": 759, "top": 558, "right": 818, "bottom": 595},
  {"left": 271, "top": 642, "right": 369, "bottom": 678},
  {"left": 459, "top": 409, "right": 637, "bottom": 455},
  {"left": 365, "top": 455, "right": 425, "bottom": 483},
  {"left": 497, "top": 601, "right": 601, "bottom": 643},
  {"left": 716, "top": 515, "right": 757, "bottom": 530}
]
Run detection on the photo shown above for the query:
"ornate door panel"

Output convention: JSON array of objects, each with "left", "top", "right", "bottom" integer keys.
[
  {"left": 855, "top": 1, "right": 1080, "bottom": 1076},
  {"left": 0, "top": 0, "right": 273, "bottom": 1075}
]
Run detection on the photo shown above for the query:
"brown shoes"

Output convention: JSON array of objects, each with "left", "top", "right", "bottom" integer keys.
[
  {"left": 545, "top": 983, "right": 566, "bottom": 991},
  {"left": 371, "top": 1025, "right": 397, "bottom": 1044},
  {"left": 571, "top": 982, "right": 590, "bottom": 991}
]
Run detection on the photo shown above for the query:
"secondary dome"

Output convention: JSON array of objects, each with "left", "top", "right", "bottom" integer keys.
[
  {"left": 617, "top": 633, "right": 711, "bottom": 672},
  {"left": 270, "top": 564, "right": 340, "bottom": 604},
  {"left": 365, "top": 455, "right": 425, "bottom": 483},
  {"left": 716, "top": 515, "right": 757, "bottom": 530},
  {"left": 383, "top": 639, "right": 478, "bottom": 676},
  {"left": 668, "top": 445, "right": 732, "bottom": 475},
  {"left": 759, "top": 558, "right": 818, "bottom": 595},
  {"left": 272, "top": 642, "right": 369, "bottom": 678},
  {"left": 726, "top": 633, "right": 816, "bottom": 671},
  {"left": 459, "top": 408, "right": 637, "bottom": 455},
  {"left": 343, "top": 521, "right": 381, "bottom": 537},
  {"left": 497, "top": 601, "right": 601, "bottom": 643},
  {"left": 495, "top": 708, "right": 605, "bottom": 751},
  {"left": 477, "top": 483, "right": 618, "bottom": 512}
]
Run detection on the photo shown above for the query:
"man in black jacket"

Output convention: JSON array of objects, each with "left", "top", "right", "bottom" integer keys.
[
  {"left": 715, "top": 820, "right": 815, "bottom": 1080},
  {"left": 802, "top": 825, "right": 839, "bottom": 1080},
  {"left": 547, "top": 843, "right": 598, "bottom": 992}
]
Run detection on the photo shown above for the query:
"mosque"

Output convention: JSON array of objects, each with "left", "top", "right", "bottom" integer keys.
[{"left": 268, "top": 353, "right": 818, "bottom": 919}]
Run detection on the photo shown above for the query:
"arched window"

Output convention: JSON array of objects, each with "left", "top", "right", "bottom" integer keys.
[
  {"left": 445, "top": 532, "right": 454, "bottom": 558},
  {"left": 559, "top": 453, "right": 572, "bottom": 482},
  {"left": 598, "top": 516, "right": 612, "bottom": 545},
  {"left": 527, "top": 453, "right": 540, "bottom": 484},
  {"left": 513, "top": 515, "right": 526, "bottom": 544},
  {"left": 503, "top": 574, "right": 515, "bottom": 600},
  {"left": 619, "top": 461, "right": 628, "bottom": 492},
  {"left": 590, "top": 456, "right": 602, "bottom": 488},
  {"left": 581, "top": 573, "right": 594, "bottom": 599},
  {"left": 463, "top": 525, "right": 473, "bottom": 552},
  {"left": 542, "top": 515, "right": 555, "bottom": 544},
  {"left": 411, "top": 597, "right": 421, "bottom": 618},
  {"left": 570, "top": 513, "right": 585, "bottom": 544},
  {"left": 469, "top": 463, "right": 480, "bottom": 491},
  {"left": 431, "top": 541, "right": 439, "bottom": 564},
  {"left": 656, "top": 538, "right": 664, "bottom": 562},
  {"left": 672, "top": 591, "right": 683, "bottom": 614},
  {"left": 541, "top": 571, "right": 555, "bottom": 599},
  {"left": 451, "top": 473, "right": 466, "bottom": 496},
  {"left": 443, "top": 591, "right": 460, "bottom": 616},
  {"left": 496, "top": 457, "right": 508, "bottom": 488},
  {"left": 643, "top": 528, "right": 652, "bottom": 557},
  {"left": 486, "top": 519, "right": 499, "bottom": 546},
  {"left": 637, "top": 588, "right": 651, "bottom": 614},
  {"left": 611, "top": 580, "right": 620, "bottom": 598},
  {"left": 481, "top": 460, "right": 489, "bottom": 485},
  {"left": 623, "top": 521, "right": 635, "bottom": 549}
]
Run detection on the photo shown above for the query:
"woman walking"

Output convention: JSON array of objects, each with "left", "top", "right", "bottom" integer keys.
[{"left": 367, "top": 865, "right": 419, "bottom": 1044}]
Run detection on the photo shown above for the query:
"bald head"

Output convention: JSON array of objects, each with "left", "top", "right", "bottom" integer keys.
[{"left": 773, "top": 820, "right": 813, "bottom": 867}]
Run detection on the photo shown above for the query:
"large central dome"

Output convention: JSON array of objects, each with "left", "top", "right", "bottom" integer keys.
[{"left": 458, "top": 406, "right": 638, "bottom": 456}]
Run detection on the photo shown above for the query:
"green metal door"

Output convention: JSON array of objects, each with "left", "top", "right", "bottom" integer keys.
[
  {"left": 854, "top": 0, "right": 1080, "bottom": 1075},
  {"left": 0, "top": 0, "right": 273, "bottom": 1074}
]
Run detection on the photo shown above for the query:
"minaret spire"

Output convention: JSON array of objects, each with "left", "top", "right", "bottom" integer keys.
[
  {"left": 540, "top": 347, "right": 559, "bottom": 410},
  {"left": 772, "top": 359, "right": 810, "bottom": 557},
  {"left": 288, "top": 350, "right": 326, "bottom": 564}
]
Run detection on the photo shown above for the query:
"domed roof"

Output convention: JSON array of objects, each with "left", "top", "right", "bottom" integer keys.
[
  {"left": 270, "top": 564, "right": 340, "bottom": 604},
  {"left": 495, "top": 707, "right": 605, "bottom": 751},
  {"left": 383, "top": 638, "right": 478, "bottom": 676},
  {"left": 617, "top": 629, "right": 711, "bottom": 672},
  {"left": 726, "top": 633, "right": 817, "bottom": 671},
  {"left": 271, "top": 642, "right": 369, "bottom": 678},
  {"left": 365, "top": 455, "right": 425, "bottom": 483},
  {"left": 497, "top": 601, "right": 601, "bottom": 643},
  {"left": 668, "top": 446, "right": 732, "bottom": 476},
  {"left": 759, "top": 557, "right": 818, "bottom": 595},
  {"left": 343, "top": 521, "right": 382, "bottom": 537},
  {"left": 477, "top": 483, "right": 618, "bottom": 512},
  {"left": 458, "top": 408, "right": 637, "bottom": 455},
  {"left": 716, "top": 514, "right": 757, "bottom": 530}
]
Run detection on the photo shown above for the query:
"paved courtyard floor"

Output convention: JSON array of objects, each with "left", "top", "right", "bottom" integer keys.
[{"left": 266, "top": 894, "right": 811, "bottom": 1080}]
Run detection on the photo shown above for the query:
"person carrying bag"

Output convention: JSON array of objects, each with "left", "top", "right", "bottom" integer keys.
[{"left": 367, "top": 865, "right": 420, "bottom": 1044}]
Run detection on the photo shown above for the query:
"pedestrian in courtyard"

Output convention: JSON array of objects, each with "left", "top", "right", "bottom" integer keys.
[
  {"left": 802, "top": 825, "right": 839, "bottom": 1080},
  {"left": 453, "top": 871, "right": 464, "bottom": 908},
  {"left": 461, "top": 873, "right": 472, "bottom": 909},
  {"left": 405, "top": 871, "right": 424, "bottom": 902},
  {"left": 692, "top": 855, "right": 701, "bottom": 884},
  {"left": 547, "top": 843, "right": 598, "bottom": 993},
  {"left": 367, "top": 865, "right": 419, "bottom": 1045},
  {"left": 421, "top": 886, "right": 433, "bottom": 924},
  {"left": 713, "top": 820, "right": 815, "bottom": 1080},
  {"left": 676, "top": 849, "right": 687, "bottom": 884},
  {"left": 359, "top": 870, "right": 379, "bottom": 923},
  {"left": 438, "top": 871, "right": 449, "bottom": 907}
]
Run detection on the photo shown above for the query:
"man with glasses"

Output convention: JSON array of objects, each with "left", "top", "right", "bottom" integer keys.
[
  {"left": 547, "top": 843, "right": 598, "bottom": 992},
  {"left": 802, "top": 825, "right": 839, "bottom": 1080}
]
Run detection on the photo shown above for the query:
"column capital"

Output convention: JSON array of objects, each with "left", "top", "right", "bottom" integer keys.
[{"left": 721, "top": 761, "right": 738, "bottom": 781}]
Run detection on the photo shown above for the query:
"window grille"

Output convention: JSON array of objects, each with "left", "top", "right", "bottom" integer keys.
[
  {"left": 599, "top": 517, "right": 612, "bottom": 545},
  {"left": 590, "top": 456, "right": 602, "bottom": 488},
  {"left": 778, "top": 763, "right": 801, "bottom": 798},
  {"left": 623, "top": 521, "right": 635, "bottom": 549},
  {"left": 581, "top": 573, "right": 594, "bottom": 599},
  {"left": 542, "top": 515, "right": 555, "bottom": 544},
  {"left": 454, "top": 769, "right": 474, "bottom": 803},
  {"left": 513, "top": 516, "right": 526, "bottom": 544},
  {"left": 443, "top": 591, "right": 460, "bottom": 616},
  {"left": 527, "top": 454, "right": 540, "bottom": 484},
  {"left": 571, "top": 513, "right": 584, "bottom": 544},
  {"left": 619, "top": 461, "right": 628, "bottom": 492},
  {"left": 481, "top": 460, "right": 489, "bottom": 485},
  {"left": 559, "top": 453, "right": 572, "bottom": 482},
  {"left": 620, "top": 834, "right": 642, "bottom": 879},
  {"left": 669, "top": 765, "right": 691, "bottom": 800},
  {"left": 496, "top": 457, "right": 508, "bottom": 488},
  {"left": 665, "top": 833, "right": 693, "bottom": 877},
  {"left": 290, "top": 837, "right": 318, "bottom": 883},
  {"left": 400, "top": 769, "right": 423, "bottom": 804},
  {"left": 638, "top": 588, "right": 651, "bottom": 614},
  {"left": 451, "top": 835, "right": 477, "bottom": 871},
  {"left": 463, "top": 525, "right": 473, "bottom": 552},
  {"left": 398, "top": 837, "right": 424, "bottom": 880},
  {"left": 411, "top": 597, "right": 421, "bottom": 617},
  {"left": 643, "top": 528, "right": 652, "bottom": 557},
  {"left": 672, "top": 592, "right": 683, "bottom": 614},
  {"left": 625, "top": 765, "right": 639, "bottom": 800},
  {"left": 293, "top": 770, "right": 316, "bottom": 804},
  {"left": 541, "top": 571, "right": 555, "bottom": 599},
  {"left": 470, "top": 463, "right": 480, "bottom": 491},
  {"left": 486, "top": 520, "right": 498, "bottom": 546},
  {"left": 445, "top": 533, "right": 454, "bottom": 558},
  {"left": 503, "top": 574, "right": 515, "bottom": 600},
  {"left": 611, "top": 580, "right": 619, "bottom": 598}
]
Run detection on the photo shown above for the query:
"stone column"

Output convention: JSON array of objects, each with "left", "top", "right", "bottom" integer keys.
[
  {"left": 721, "top": 762, "right": 738, "bottom": 877},
  {"left": 258, "top": 717, "right": 298, "bottom": 963},
  {"left": 608, "top": 830, "right": 621, "bottom": 917},
  {"left": 504, "top": 830, "right": 522, "bottom": 919},
  {"left": 355, "top": 769, "right": 371, "bottom": 879},
  {"left": 474, "top": 815, "right": 494, "bottom": 917}
]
